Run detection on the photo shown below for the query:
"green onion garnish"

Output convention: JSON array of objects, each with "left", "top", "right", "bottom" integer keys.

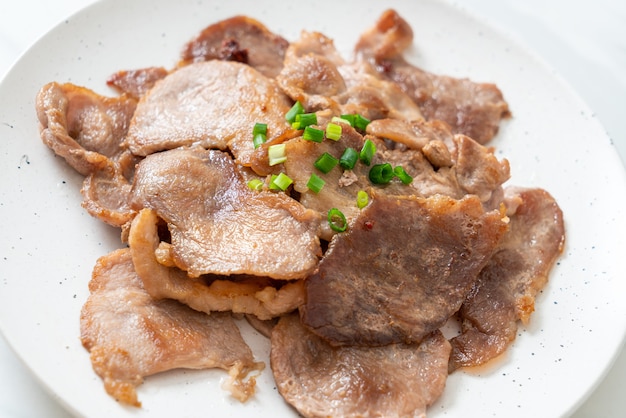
[
  {"left": 285, "top": 101, "right": 304, "bottom": 123},
  {"left": 325, "top": 123, "right": 342, "bottom": 141},
  {"left": 369, "top": 163, "right": 394, "bottom": 184},
  {"left": 253, "top": 133, "right": 266, "bottom": 149},
  {"left": 247, "top": 178, "right": 264, "bottom": 191},
  {"left": 332, "top": 116, "right": 352, "bottom": 126},
  {"left": 359, "top": 139, "right": 376, "bottom": 165},
  {"left": 314, "top": 152, "right": 339, "bottom": 173},
  {"left": 303, "top": 126, "right": 324, "bottom": 142},
  {"left": 339, "top": 114, "right": 356, "bottom": 127},
  {"left": 394, "top": 166, "right": 414, "bottom": 185},
  {"left": 268, "top": 144, "right": 287, "bottom": 166},
  {"left": 356, "top": 190, "right": 369, "bottom": 209},
  {"left": 327, "top": 208, "right": 348, "bottom": 232},
  {"left": 339, "top": 147, "right": 358, "bottom": 170},
  {"left": 306, "top": 173, "right": 325, "bottom": 193},
  {"left": 294, "top": 113, "right": 318, "bottom": 130},
  {"left": 353, "top": 114, "right": 371, "bottom": 130},
  {"left": 252, "top": 122, "right": 268, "bottom": 149},
  {"left": 270, "top": 172, "right": 293, "bottom": 191}
]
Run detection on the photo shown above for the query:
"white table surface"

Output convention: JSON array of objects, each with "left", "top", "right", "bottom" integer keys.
[{"left": 1, "top": 0, "right": 624, "bottom": 417}]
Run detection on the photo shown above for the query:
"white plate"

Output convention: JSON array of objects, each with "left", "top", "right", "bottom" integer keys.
[{"left": 1, "top": 0, "right": 625, "bottom": 417}]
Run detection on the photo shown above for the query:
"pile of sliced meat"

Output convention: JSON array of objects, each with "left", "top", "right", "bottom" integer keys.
[{"left": 36, "top": 9, "right": 565, "bottom": 417}]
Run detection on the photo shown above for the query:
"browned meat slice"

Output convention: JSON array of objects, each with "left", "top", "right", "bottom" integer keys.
[
  {"left": 36, "top": 82, "right": 138, "bottom": 226},
  {"left": 36, "top": 82, "right": 137, "bottom": 176},
  {"left": 106, "top": 66, "right": 169, "bottom": 99},
  {"left": 130, "top": 147, "right": 321, "bottom": 279},
  {"left": 180, "top": 15, "right": 289, "bottom": 78},
  {"left": 301, "top": 193, "right": 508, "bottom": 346},
  {"left": 277, "top": 31, "right": 423, "bottom": 122},
  {"left": 125, "top": 60, "right": 292, "bottom": 164},
  {"left": 80, "top": 248, "right": 263, "bottom": 407},
  {"left": 448, "top": 188, "right": 565, "bottom": 371},
  {"left": 128, "top": 208, "right": 307, "bottom": 319},
  {"left": 271, "top": 314, "right": 451, "bottom": 418},
  {"left": 355, "top": 9, "right": 510, "bottom": 144}
]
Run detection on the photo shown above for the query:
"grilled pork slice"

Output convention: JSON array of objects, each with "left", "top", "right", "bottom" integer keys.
[
  {"left": 125, "top": 60, "right": 292, "bottom": 164},
  {"left": 301, "top": 193, "right": 509, "bottom": 347},
  {"left": 271, "top": 314, "right": 450, "bottom": 418},
  {"left": 449, "top": 187, "right": 565, "bottom": 371},
  {"left": 80, "top": 248, "right": 263, "bottom": 407},
  {"left": 106, "top": 66, "right": 169, "bottom": 99},
  {"left": 128, "top": 208, "right": 307, "bottom": 320},
  {"left": 355, "top": 9, "right": 510, "bottom": 144},
  {"left": 180, "top": 15, "right": 289, "bottom": 78},
  {"left": 130, "top": 147, "right": 321, "bottom": 280}
]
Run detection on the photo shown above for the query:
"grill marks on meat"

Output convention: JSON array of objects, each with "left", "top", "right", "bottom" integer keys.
[
  {"left": 301, "top": 193, "right": 509, "bottom": 347},
  {"left": 355, "top": 9, "right": 510, "bottom": 144},
  {"left": 271, "top": 314, "right": 451, "bottom": 418},
  {"left": 181, "top": 15, "right": 289, "bottom": 78},
  {"left": 80, "top": 248, "right": 263, "bottom": 407},
  {"left": 130, "top": 147, "right": 321, "bottom": 280},
  {"left": 125, "top": 60, "right": 292, "bottom": 164},
  {"left": 128, "top": 208, "right": 307, "bottom": 320},
  {"left": 448, "top": 188, "right": 565, "bottom": 371}
]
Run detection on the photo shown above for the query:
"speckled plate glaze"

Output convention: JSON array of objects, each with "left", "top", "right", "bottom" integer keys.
[{"left": 1, "top": 0, "right": 625, "bottom": 417}]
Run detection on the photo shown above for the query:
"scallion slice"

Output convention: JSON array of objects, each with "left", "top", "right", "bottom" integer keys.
[
  {"left": 354, "top": 114, "right": 371, "bottom": 130},
  {"left": 303, "top": 126, "right": 324, "bottom": 142},
  {"left": 285, "top": 101, "right": 304, "bottom": 123},
  {"left": 339, "top": 147, "right": 358, "bottom": 170},
  {"left": 327, "top": 207, "right": 348, "bottom": 232},
  {"left": 270, "top": 172, "right": 293, "bottom": 191},
  {"left": 394, "top": 166, "right": 414, "bottom": 185},
  {"left": 332, "top": 116, "right": 352, "bottom": 126},
  {"left": 314, "top": 152, "right": 339, "bottom": 173},
  {"left": 325, "top": 123, "right": 342, "bottom": 141},
  {"left": 253, "top": 133, "right": 266, "bottom": 149},
  {"left": 369, "top": 163, "right": 394, "bottom": 184},
  {"left": 356, "top": 190, "right": 369, "bottom": 209},
  {"left": 268, "top": 144, "right": 287, "bottom": 166},
  {"left": 253, "top": 123, "right": 267, "bottom": 136},
  {"left": 294, "top": 113, "right": 318, "bottom": 130},
  {"left": 339, "top": 114, "right": 356, "bottom": 127},
  {"left": 247, "top": 178, "right": 264, "bottom": 191},
  {"left": 307, "top": 173, "right": 325, "bottom": 193},
  {"left": 359, "top": 139, "right": 376, "bottom": 165}
]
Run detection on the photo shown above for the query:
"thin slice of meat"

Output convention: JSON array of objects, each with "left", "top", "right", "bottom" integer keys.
[
  {"left": 180, "top": 15, "right": 289, "bottom": 78},
  {"left": 271, "top": 314, "right": 451, "bottom": 418},
  {"left": 301, "top": 192, "right": 509, "bottom": 346},
  {"left": 80, "top": 248, "right": 263, "bottom": 407},
  {"left": 130, "top": 147, "right": 321, "bottom": 279},
  {"left": 106, "top": 66, "right": 169, "bottom": 99},
  {"left": 36, "top": 82, "right": 137, "bottom": 176},
  {"left": 125, "top": 60, "right": 292, "bottom": 165},
  {"left": 355, "top": 9, "right": 510, "bottom": 144},
  {"left": 448, "top": 187, "right": 565, "bottom": 372},
  {"left": 128, "top": 208, "right": 307, "bottom": 319}
]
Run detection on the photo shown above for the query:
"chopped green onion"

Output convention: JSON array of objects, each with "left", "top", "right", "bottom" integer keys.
[
  {"left": 359, "top": 139, "right": 376, "bottom": 165},
  {"left": 394, "top": 166, "right": 414, "bottom": 185},
  {"left": 303, "top": 126, "right": 324, "bottom": 142},
  {"left": 253, "top": 133, "right": 266, "bottom": 149},
  {"left": 339, "top": 147, "right": 359, "bottom": 170},
  {"left": 285, "top": 101, "right": 304, "bottom": 123},
  {"left": 270, "top": 172, "right": 293, "bottom": 191},
  {"left": 327, "top": 208, "right": 348, "bottom": 232},
  {"left": 325, "top": 123, "right": 342, "bottom": 141},
  {"left": 268, "top": 143, "right": 287, "bottom": 166},
  {"left": 306, "top": 173, "right": 325, "bottom": 193},
  {"left": 314, "top": 152, "right": 339, "bottom": 173},
  {"left": 369, "top": 163, "right": 394, "bottom": 184},
  {"left": 353, "top": 114, "right": 371, "bottom": 130},
  {"left": 339, "top": 114, "right": 356, "bottom": 127},
  {"left": 247, "top": 178, "right": 264, "bottom": 191},
  {"left": 253, "top": 123, "right": 267, "bottom": 136},
  {"left": 332, "top": 116, "right": 352, "bottom": 126},
  {"left": 294, "top": 112, "right": 318, "bottom": 130},
  {"left": 356, "top": 190, "right": 369, "bottom": 209}
]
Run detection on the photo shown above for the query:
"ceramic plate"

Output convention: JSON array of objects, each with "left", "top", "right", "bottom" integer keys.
[{"left": 1, "top": 0, "right": 625, "bottom": 417}]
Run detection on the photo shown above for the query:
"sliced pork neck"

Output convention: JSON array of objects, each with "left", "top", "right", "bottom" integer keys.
[
  {"left": 449, "top": 187, "right": 565, "bottom": 371},
  {"left": 355, "top": 9, "right": 510, "bottom": 144},
  {"left": 301, "top": 192, "right": 509, "bottom": 346},
  {"left": 130, "top": 147, "right": 321, "bottom": 280},
  {"left": 80, "top": 248, "right": 262, "bottom": 407},
  {"left": 271, "top": 314, "right": 450, "bottom": 418}
]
